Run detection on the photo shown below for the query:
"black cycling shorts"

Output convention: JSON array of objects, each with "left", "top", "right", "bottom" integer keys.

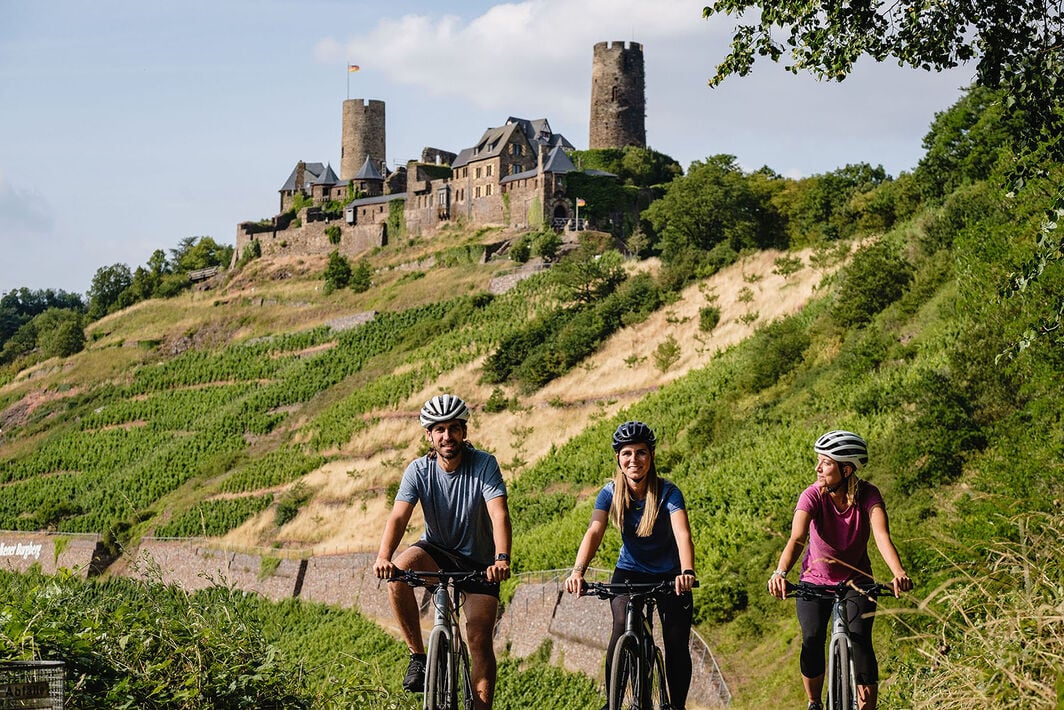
[{"left": 412, "top": 540, "right": 500, "bottom": 598}]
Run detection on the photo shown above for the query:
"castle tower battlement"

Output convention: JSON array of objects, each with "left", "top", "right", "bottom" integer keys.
[
  {"left": 341, "top": 99, "right": 386, "bottom": 182},
  {"left": 589, "top": 41, "right": 646, "bottom": 150}
]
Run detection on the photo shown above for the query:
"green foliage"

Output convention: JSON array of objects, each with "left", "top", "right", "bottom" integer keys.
[
  {"left": 275, "top": 482, "right": 311, "bottom": 527},
  {"left": 386, "top": 199, "right": 406, "bottom": 242},
  {"left": 832, "top": 239, "right": 914, "bottom": 327},
  {"left": 350, "top": 261, "right": 373, "bottom": 293},
  {"left": 239, "top": 238, "right": 262, "bottom": 266},
  {"left": 551, "top": 247, "right": 626, "bottom": 305},
  {"left": 736, "top": 313, "right": 811, "bottom": 391},
  {"left": 155, "top": 495, "right": 274, "bottom": 537},
  {"left": 323, "top": 250, "right": 352, "bottom": 292},
  {"left": 569, "top": 146, "right": 683, "bottom": 188},
  {"left": 87, "top": 263, "right": 133, "bottom": 319},
  {"left": 653, "top": 335, "right": 681, "bottom": 372},
  {"left": 699, "top": 305, "right": 722, "bottom": 332},
  {"left": 0, "top": 569, "right": 313, "bottom": 708},
  {"left": 325, "top": 225, "right": 341, "bottom": 245},
  {"left": 643, "top": 154, "right": 785, "bottom": 286},
  {"left": 484, "top": 387, "right": 515, "bottom": 413}
]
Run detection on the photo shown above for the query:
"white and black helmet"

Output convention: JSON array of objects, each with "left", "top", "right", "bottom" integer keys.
[
  {"left": 814, "top": 430, "right": 868, "bottom": 469},
  {"left": 419, "top": 394, "right": 471, "bottom": 428}
]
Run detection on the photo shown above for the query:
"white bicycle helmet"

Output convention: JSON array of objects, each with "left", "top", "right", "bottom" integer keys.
[
  {"left": 814, "top": 430, "right": 868, "bottom": 469},
  {"left": 419, "top": 394, "right": 471, "bottom": 428}
]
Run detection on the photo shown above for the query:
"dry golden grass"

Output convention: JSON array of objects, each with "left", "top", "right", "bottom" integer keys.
[{"left": 222, "top": 246, "right": 843, "bottom": 552}]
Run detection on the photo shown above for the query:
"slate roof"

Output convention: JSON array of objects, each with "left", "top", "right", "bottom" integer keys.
[
  {"left": 280, "top": 162, "right": 329, "bottom": 191},
  {"left": 312, "top": 163, "right": 339, "bottom": 186},
  {"left": 500, "top": 145, "right": 578, "bottom": 184},
  {"left": 353, "top": 157, "right": 383, "bottom": 181}
]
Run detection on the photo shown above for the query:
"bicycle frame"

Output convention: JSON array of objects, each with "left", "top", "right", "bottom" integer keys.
[
  {"left": 390, "top": 570, "right": 487, "bottom": 710},
  {"left": 786, "top": 581, "right": 892, "bottom": 710},
  {"left": 585, "top": 580, "right": 694, "bottom": 710}
]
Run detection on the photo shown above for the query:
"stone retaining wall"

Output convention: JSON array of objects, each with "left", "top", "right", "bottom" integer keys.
[{"left": 0, "top": 532, "right": 108, "bottom": 578}]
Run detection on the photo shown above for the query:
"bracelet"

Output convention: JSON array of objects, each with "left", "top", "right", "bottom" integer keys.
[
  {"left": 771, "top": 569, "right": 787, "bottom": 578},
  {"left": 572, "top": 563, "right": 587, "bottom": 574},
  {"left": 682, "top": 569, "right": 696, "bottom": 577}
]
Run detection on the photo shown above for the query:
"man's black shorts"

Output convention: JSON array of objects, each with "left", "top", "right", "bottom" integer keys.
[{"left": 413, "top": 540, "right": 500, "bottom": 598}]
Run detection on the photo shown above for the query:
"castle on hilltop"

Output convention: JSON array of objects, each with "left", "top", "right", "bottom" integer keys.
[{"left": 235, "top": 41, "right": 646, "bottom": 261}]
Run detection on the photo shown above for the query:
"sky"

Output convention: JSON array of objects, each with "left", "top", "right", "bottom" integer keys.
[{"left": 0, "top": 0, "right": 975, "bottom": 297}]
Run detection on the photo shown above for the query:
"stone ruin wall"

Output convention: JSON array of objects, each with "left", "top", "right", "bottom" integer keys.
[{"left": 235, "top": 215, "right": 386, "bottom": 262}]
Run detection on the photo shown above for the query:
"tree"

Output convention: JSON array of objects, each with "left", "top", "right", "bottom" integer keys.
[
  {"left": 350, "top": 261, "right": 372, "bottom": 293},
  {"left": 643, "top": 154, "right": 784, "bottom": 273},
  {"left": 87, "top": 263, "right": 133, "bottom": 319},
  {"left": 702, "top": 0, "right": 1064, "bottom": 353},
  {"left": 551, "top": 247, "right": 627, "bottom": 305},
  {"left": 323, "top": 251, "right": 352, "bottom": 292}
]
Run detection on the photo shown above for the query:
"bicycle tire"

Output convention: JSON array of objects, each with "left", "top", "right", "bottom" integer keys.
[
  {"left": 827, "top": 637, "right": 855, "bottom": 710},
  {"left": 425, "top": 626, "right": 455, "bottom": 710},
  {"left": 458, "top": 640, "right": 474, "bottom": 710},
  {"left": 647, "top": 645, "right": 670, "bottom": 709},
  {"left": 609, "top": 633, "right": 642, "bottom": 710}
]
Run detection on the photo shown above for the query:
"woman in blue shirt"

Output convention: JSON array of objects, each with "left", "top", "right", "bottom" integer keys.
[{"left": 565, "top": 421, "right": 697, "bottom": 710}]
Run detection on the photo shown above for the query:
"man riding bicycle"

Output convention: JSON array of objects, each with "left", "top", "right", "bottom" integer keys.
[
  {"left": 373, "top": 394, "right": 512, "bottom": 710},
  {"left": 767, "top": 430, "right": 912, "bottom": 710}
]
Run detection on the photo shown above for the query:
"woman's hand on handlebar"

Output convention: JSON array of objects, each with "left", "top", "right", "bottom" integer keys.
[
  {"left": 891, "top": 572, "right": 913, "bottom": 597},
  {"left": 564, "top": 570, "right": 584, "bottom": 595},
  {"left": 674, "top": 571, "right": 697, "bottom": 595},
  {"left": 767, "top": 571, "right": 788, "bottom": 600}
]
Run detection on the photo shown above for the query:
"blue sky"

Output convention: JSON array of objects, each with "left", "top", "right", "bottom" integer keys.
[{"left": 0, "top": 0, "right": 974, "bottom": 296}]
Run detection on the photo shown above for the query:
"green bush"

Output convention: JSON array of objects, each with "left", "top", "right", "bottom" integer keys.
[
  {"left": 832, "top": 240, "right": 914, "bottom": 327},
  {"left": 738, "top": 316, "right": 811, "bottom": 391},
  {"left": 699, "top": 305, "right": 722, "bottom": 332}
]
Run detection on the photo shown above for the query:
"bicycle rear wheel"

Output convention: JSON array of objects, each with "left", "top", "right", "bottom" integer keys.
[
  {"left": 425, "top": 626, "right": 455, "bottom": 710},
  {"left": 647, "top": 646, "right": 670, "bottom": 709},
  {"left": 827, "top": 637, "right": 855, "bottom": 710},
  {"left": 608, "top": 634, "right": 642, "bottom": 710}
]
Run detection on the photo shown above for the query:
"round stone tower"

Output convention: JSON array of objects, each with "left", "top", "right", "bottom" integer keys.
[
  {"left": 589, "top": 41, "right": 646, "bottom": 150},
  {"left": 341, "top": 99, "right": 386, "bottom": 182}
]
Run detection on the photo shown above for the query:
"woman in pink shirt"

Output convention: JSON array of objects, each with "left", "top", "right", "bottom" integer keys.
[{"left": 767, "top": 430, "right": 912, "bottom": 710}]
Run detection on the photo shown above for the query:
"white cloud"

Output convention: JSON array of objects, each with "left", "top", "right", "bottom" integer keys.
[{"left": 0, "top": 172, "right": 53, "bottom": 235}]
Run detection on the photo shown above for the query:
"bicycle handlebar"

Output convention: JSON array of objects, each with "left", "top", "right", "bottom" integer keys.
[
  {"left": 784, "top": 580, "right": 895, "bottom": 600},
  {"left": 581, "top": 579, "right": 700, "bottom": 599},
  {"left": 388, "top": 568, "right": 494, "bottom": 588}
]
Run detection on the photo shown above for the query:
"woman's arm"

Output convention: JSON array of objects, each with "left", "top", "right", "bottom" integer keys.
[
  {"left": 564, "top": 508, "right": 609, "bottom": 594},
  {"left": 670, "top": 508, "right": 697, "bottom": 594},
  {"left": 768, "top": 508, "right": 812, "bottom": 599},
  {"left": 869, "top": 504, "right": 912, "bottom": 596}
]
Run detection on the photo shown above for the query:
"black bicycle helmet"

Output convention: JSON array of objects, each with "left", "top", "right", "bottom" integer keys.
[
  {"left": 419, "top": 394, "right": 471, "bottom": 428},
  {"left": 611, "top": 420, "right": 657, "bottom": 452},
  {"left": 814, "top": 430, "right": 868, "bottom": 469}
]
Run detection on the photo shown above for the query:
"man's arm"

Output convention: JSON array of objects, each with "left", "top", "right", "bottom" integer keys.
[
  {"left": 485, "top": 495, "right": 512, "bottom": 583},
  {"left": 373, "top": 500, "right": 416, "bottom": 579}
]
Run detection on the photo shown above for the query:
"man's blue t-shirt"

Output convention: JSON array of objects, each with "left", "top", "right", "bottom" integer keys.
[
  {"left": 594, "top": 479, "right": 685, "bottom": 574},
  {"left": 396, "top": 445, "right": 506, "bottom": 567}
]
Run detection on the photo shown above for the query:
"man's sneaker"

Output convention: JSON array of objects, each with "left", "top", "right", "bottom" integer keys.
[
  {"left": 403, "top": 654, "right": 426, "bottom": 692},
  {"left": 807, "top": 701, "right": 823, "bottom": 710}
]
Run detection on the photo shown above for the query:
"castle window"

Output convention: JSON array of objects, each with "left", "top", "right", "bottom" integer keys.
[
  {"left": 475, "top": 186, "right": 481, "bottom": 198},
  {"left": 475, "top": 166, "right": 482, "bottom": 179},
  {"left": 486, "top": 184, "right": 493, "bottom": 196},
  {"left": 486, "top": 164, "right": 493, "bottom": 177}
]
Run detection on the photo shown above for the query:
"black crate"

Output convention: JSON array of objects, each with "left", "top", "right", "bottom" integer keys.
[{"left": 0, "top": 662, "right": 63, "bottom": 709}]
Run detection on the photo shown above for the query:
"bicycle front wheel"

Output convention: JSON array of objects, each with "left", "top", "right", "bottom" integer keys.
[
  {"left": 827, "top": 637, "right": 855, "bottom": 710},
  {"left": 458, "top": 640, "right": 474, "bottom": 710},
  {"left": 425, "top": 626, "right": 455, "bottom": 710},
  {"left": 608, "top": 633, "right": 642, "bottom": 710},
  {"left": 647, "top": 646, "right": 670, "bottom": 709}
]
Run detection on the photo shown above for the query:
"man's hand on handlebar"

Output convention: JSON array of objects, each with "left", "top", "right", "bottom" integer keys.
[{"left": 373, "top": 556, "right": 395, "bottom": 580}]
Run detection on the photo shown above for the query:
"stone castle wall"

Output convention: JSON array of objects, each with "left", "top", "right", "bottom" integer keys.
[
  {"left": 235, "top": 214, "right": 386, "bottom": 262},
  {"left": 589, "top": 41, "right": 646, "bottom": 150}
]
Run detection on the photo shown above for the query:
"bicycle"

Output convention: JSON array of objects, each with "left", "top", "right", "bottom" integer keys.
[
  {"left": 582, "top": 579, "right": 698, "bottom": 710},
  {"left": 785, "top": 580, "right": 894, "bottom": 710},
  {"left": 389, "top": 569, "right": 493, "bottom": 710}
]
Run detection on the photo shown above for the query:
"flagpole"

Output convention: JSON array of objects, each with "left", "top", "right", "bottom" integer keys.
[{"left": 347, "top": 65, "right": 350, "bottom": 99}]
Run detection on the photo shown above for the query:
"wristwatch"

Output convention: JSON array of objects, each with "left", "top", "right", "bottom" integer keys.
[{"left": 495, "top": 553, "right": 510, "bottom": 562}]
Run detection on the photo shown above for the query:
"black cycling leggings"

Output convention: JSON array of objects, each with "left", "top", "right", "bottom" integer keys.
[
  {"left": 796, "top": 588, "right": 879, "bottom": 685},
  {"left": 604, "top": 569, "right": 693, "bottom": 709}
]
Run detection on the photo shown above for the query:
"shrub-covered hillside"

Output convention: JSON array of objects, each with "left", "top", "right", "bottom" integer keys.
[{"left": 1, "top": 84, "right": 1062, "bottom": 708}]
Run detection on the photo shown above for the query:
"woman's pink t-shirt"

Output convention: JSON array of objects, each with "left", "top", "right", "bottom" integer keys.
[{"left": 797, "top": 482, "right": 885, "bottom": 585}]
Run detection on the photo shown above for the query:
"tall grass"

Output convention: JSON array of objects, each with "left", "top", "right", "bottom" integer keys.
[{"left": 884, "top": 513, "right": 1064, "bottom": 709}]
